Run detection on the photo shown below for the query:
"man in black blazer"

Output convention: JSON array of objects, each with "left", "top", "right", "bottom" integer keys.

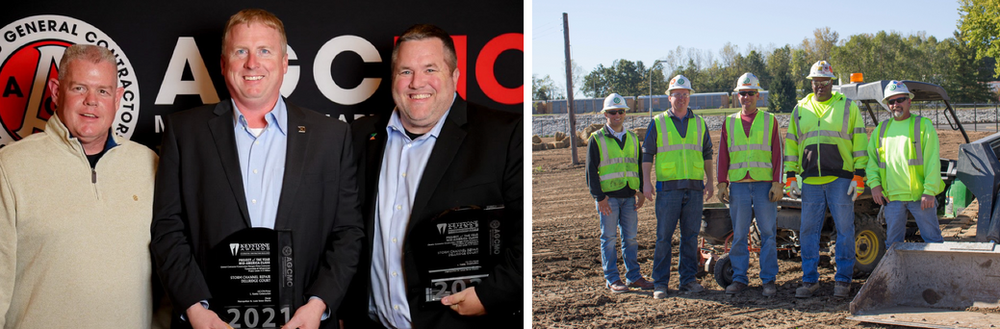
[
  {"left": 339, "top": 24, "right": 522, "bottom": 329},
  {"left": 151, "top": 9, "right": 363, "bottom": 329}
]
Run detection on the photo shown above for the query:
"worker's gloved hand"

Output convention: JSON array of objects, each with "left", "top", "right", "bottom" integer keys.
[
  {"left": 785, "top": 177, "right": 801, "bottom": 198},
  {"left": 716, "top": 182, "right": 729, "bottom": 204},
  {"left": 847, "top": 175, "right": 865, "bottom": 201},
  {"left": 769, "top": 181, "right": 783, "bottom": 202}
]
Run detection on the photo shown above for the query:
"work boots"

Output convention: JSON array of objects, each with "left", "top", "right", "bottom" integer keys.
[
  {"left": 679, "top": 281, "right": 706, "bottom": 294},
  {"left": 795, "top": 282, "right": 820, "bottom": 298},
  {"left": 725, "top": 281, "right": 747, "bottom": 295},
  {"left": 607, "top": 280, "right": 628, "bottom": 293},
  {"left": 762, "top": 282, "right": 777, "bottom": 297},
  {"left": 628, "top": 278, "right": 654, "bottom": 290},
  {"left": 653, "top": 287, "right": 668, "bottom": 299},
  {"left": 834, "top": 281, "right": 851, "bottom": 297}
]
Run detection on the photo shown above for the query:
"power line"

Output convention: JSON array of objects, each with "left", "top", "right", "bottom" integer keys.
[
  {"left": 534, "top": 17, "right": 561, "bottom": 32},
  {"left": 532, "top": 25, "right": 562, "bottom": 40},
  {"left": 532, "top": 17, "right": 563, "bottom": 40}
]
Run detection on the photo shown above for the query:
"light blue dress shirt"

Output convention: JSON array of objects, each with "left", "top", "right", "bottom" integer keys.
[
  {"left": 232, "top": 99, "right": 287, "bottom": 229},
  {"left": 228, "top": 99, "right": 330, "bottom": 319},
  {"left": 369, "top": 98, "right": 454, "bottom": 329},
  {"left": 186, "top": 99, "right": 289, "bottom": 320}
]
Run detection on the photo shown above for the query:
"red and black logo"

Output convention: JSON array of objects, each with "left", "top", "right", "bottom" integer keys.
[
  {"left": 0, "top": 15, "right": 140, "bottom": 147},
  {"left": 0, "top": 40, "right": 70, "bottom": 141}
]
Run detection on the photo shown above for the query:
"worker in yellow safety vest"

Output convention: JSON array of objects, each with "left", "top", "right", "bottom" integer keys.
[
  {"left": 640, "top": 75, "right": 715, "bottom": 299},
  {"left": 866, "top": 80, "right": 944, "bottom": 248},
  {"left": 716, "top": 72, "right": 783, "bottom": 297},
  {"left": 784, "top": 60, "right": 868, "bottom": 298},
  {"left": 586, "top": 93, "right": 653, "bottom": 293}
]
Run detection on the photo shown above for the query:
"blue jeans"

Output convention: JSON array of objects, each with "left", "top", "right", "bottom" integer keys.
[
  {"left": 728, "top": 181, "right": 778, "bottom": 285},
  {"left": 652, "top": 189, "right": 702, "bottom": 288},
  {"left": 800, "top": 178, "right": 855, "bottom": 283},
  {"left": 885, "top": 199, "right": 943, "bottom": 247},
  {"left": 597, "top": 197, "right": 641, "bottom": 284}
]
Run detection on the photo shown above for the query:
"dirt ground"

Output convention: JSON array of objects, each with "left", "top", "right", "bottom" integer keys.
[{"left": 530, "top": 128, "right": 992, "bottom": 328}]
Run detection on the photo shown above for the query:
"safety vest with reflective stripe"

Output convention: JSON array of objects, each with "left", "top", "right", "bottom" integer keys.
[
  {"left": 726, "top": 111, "right": 775, "bottom": 181},
  {"left": 653, "top": 112, "right": 705, "bottom": 181},
  {"left": 873, "top": 116, "right": 924, "bottom": 170},
  {"left": 869, "top": 115, "right": 943, "bottom": 201},
  {"left": 592, "top": 129, "right": 641, "bottom": 192},
  {"left": 783, "top": 93, "right": 868, "bottom": 180}
]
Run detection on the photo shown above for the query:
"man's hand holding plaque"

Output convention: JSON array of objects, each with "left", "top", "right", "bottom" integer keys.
[
  {"left": 280, "top": 297, "right": 326, "bottom": 329},
  {"left": 411, "top": 205, "right": 506, "bottom": 312},
  {"left": 206, "top": 228, "right": 295, "bottom": 328},
  {"left": 187, "top": 303, "right": 232, "bottom": 329},
  {"left": 441, "top": 286, "right": 486, "bottom": 316}
]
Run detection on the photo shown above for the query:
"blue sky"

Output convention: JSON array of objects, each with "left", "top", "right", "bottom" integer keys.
[{"left": 530, "top": 0, "right": 964, "bottom": 97}]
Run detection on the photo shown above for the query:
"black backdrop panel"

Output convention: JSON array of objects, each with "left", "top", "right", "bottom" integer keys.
[{"left": 1, "top": 1, "right": 523, "bottom": 149}]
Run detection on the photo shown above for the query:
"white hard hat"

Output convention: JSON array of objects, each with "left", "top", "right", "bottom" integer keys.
[
  {"left": 666, "top": 75, "right": 694, "bottom": 94},
  {"left": 734, "top": 72, "right": 763, "bottom": 91},
  {"left": 806, "top": 60, "right": 837, "bottom": 79},
  {"left": 882, "top": 80, "right": 915, "bottom": 103},
  {"left": 602, "top": 93, "right": 629, "bottom": 111}
]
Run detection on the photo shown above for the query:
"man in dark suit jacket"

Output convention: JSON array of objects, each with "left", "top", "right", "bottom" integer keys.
[
  {"left": 150, "top": 9, "right": 363, "bottom": 329},
  {"left": 338, "top": 24, "right": 522, "bottom": 329}
]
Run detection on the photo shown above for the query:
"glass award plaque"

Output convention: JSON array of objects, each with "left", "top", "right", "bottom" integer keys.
[
  {"left": 411, "top": 205, "right": 506, "bottom": 305},
  {"left": 207, "top": 228, "right": 294, "bottom": 328}
]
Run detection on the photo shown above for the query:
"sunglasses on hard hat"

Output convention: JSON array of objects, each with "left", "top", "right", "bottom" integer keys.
[
  {"left": 811, "top": 80, "right": 832, "bottom": 87},
  {"left": 887, "top": 97, "right": 909, "bottom": 105},
  {"left": 605, "top": 110, "right": 625, "bottom": 115},
  {"left": 738, "top": 91, "right": 757, "bottom": 96}
]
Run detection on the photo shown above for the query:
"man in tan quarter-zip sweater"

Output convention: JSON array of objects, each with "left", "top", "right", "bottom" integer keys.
[{"left": 0, "top": 44, "right": 159, "bottom": 328}]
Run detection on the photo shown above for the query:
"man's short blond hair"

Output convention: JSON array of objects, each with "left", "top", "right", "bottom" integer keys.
[
  {"left": 58, "top": 44, "right": 116, "bottom": 82},
  {"left": 222, "top": 8, "right": 287, "bottom": 55}
]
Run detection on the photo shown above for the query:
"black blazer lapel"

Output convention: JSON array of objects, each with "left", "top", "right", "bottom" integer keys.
[
  {"left": 361, "top": 118, "right": 388, "bottom": 251},
  {"left": 406, "top": 99, "right": 468, "bottom": 234},
  {"left": 275, "top": 103, "right": 308, "bottom": 229},
  {"left": 365, "top": 124, "right": 388, "bottom": 202},
  {"left": 208, "top": 101, "right": 252, "bottom": 227}
]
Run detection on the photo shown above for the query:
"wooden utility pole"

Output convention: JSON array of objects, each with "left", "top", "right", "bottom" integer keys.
[{"left": 562, "top": 12, "right": 579, "bottom": 164}]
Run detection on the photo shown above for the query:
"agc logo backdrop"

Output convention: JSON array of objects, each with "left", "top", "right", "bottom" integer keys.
[{"left": 1, "top": 1, "right": 523, "bottom": 149}]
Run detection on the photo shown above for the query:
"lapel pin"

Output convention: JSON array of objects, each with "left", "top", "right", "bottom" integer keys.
[
  {"left": 298, "top": 126, "right": 306, "bottom": 133},
  {"left": 369, "top": 133, "right": 377, "bottom": 140}
]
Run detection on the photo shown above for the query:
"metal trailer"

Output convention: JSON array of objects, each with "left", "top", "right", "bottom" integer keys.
[
  {"left": 549, "top": 99, "right": 567, "bottom": 114},
  {"left": 549, "top": 96, "right": 638, "bottom": 114},
  {"left": 636, "top": 95, "right": 670, "bottom": 113},
  {"left": 688, "top": 92, "right": 730, "bottom": 109},
  {"left": 701, "top": 80, "right": 973, "bottom": 288},
  {"left": 532, "top": 101, "right": 550, "bottom": 114}
]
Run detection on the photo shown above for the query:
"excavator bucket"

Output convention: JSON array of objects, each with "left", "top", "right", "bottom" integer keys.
[{"left": 848, "top": 242, "right": 1000, "bottom": 328}]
